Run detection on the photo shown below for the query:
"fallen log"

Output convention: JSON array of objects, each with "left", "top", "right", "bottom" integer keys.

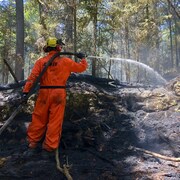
[
  {"left": 0, "top": 74, "right": 155, "bottom": 91},
  {"left": 0, "top": 80, "right": 26, "bottom": 91},
  {"left": 0, "top": 104, "right": 23, "bottom": 135}
]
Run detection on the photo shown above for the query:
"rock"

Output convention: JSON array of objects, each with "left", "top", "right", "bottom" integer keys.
[
  {"left": 166, "top": 76, "right": 180, "bottom": 96},
  {"left": 142, "top": 89, "right": 178, "bottom": 111},
  {"left": 174, "top": 81, "right": 180, "bottom": 96}
]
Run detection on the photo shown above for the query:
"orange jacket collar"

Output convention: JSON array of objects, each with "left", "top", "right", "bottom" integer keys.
[{"left": 48, "top": 50, "right": 59, "bottom": 55}]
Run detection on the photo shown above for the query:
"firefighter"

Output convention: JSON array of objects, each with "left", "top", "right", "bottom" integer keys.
[{"left": 23, "top": 37, "right": 88, "bottom": 157}]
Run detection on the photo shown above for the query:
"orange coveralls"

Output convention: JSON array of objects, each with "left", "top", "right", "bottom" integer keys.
[{"left": 23, "top": 51, "right": 88, "bottom": 151}]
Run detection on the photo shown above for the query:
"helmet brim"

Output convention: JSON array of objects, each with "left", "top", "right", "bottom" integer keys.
[{"left": 57, "top": 39, "right": 65, "bottom": 46}]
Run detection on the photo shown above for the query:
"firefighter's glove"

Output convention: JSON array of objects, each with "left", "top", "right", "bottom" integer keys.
[
  {"left": 76, "top": 52, "right": 86, "bottom": 59},
  {"left": 21, "top": 92, "right": 28, "bottom": 104}
]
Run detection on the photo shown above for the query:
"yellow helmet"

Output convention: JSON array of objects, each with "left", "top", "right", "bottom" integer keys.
[
  {"left": 46, "top": 37, "right": 58, "bottom": 47},
  {"left": 46, "top": 37, "right": 65, "bottom": 47},
  {"left": 43, "top": 37, "right": 65, "bottom": 52}
]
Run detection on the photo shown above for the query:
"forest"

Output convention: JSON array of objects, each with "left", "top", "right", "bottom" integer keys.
[
  {"left": 0, "top": 0, "right": 179, "bottom": 84},
  {"left": 0, "top": 1, "right": 180, "bottom": 180}
]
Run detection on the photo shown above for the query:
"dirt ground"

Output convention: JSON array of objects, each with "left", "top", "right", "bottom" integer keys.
[{"left": 0, "top": 80, "right": 179, "bottom": 180}]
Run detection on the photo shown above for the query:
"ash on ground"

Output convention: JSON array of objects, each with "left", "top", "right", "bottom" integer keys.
[{"left": 0, "top": 77, "right": 179, "bottom": 180}]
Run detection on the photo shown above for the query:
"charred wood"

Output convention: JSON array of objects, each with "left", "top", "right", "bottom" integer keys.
[
  {"left": 0, "top": 74, "right": 155, "bottom": 91},
  {"left": 0, "top": 80, "right": 26, "bottom": 91}
]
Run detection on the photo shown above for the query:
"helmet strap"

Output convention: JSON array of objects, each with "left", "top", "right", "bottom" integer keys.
[{"left": 43, "top": 46, "right": 49, "bottom": 52}]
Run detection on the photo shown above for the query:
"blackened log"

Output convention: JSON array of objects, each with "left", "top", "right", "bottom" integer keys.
[
  {"left": 0, "top": 74, "right": 155, "bottom": 91},
  {"left": 0, "top": 80, "right": 26, "bottom": 91},
  {"left": 69, "top": 74, "right": 155, "bottom": 88}
]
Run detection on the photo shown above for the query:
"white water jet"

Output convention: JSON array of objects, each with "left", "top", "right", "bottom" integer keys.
[
  {"left": 110, "top": 58, "right": 167, "bottom": 84},
  {"left": 87, "top": 56, "right": 167, "bottom": 86}
]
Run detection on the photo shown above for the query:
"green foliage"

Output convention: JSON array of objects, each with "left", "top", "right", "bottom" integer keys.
[{"left": 0, "top": 0, "right": 179, "bottom": 82}]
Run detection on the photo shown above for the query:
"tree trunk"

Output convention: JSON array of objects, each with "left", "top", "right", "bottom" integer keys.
[
  {"left": 15, "top": 0, "right": 24, "bottom": 81},
  {"left": 92, "top": 3, "right": 98, "bottom": 77},
  {"left": 168, "top": 1, "right": 174, "bottom": 68},
  {"left": 2, "top": 63, "right": 8, "bottom": 84},
  {"left": 174, "top": 17, "right": 179, "bottom": 69},
  {"left": 64, "top": 1, "right": 74, "bottom": 52},
  {"left": 73, "top": 0, "right": 77, "bottom": 62},
  {"left": 1, "top": 38, "right": 9, "bottom": 84},
  {"left": 37, "top": 0, "right": 48, "bottom": 35},
  {"left": 154, "top": 2, "right": 160, "bottom": 72},
  {"left": 173, "top": 0, "right": 180, "bottom": 69},
  {"left": 125, "top": 22, "right": 130, "bottom": 59},
  {"left": 108, "top": 31, "right": 115, "bottom": 79}
]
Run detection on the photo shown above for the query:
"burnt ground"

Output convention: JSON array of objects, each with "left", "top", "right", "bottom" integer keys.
[{"left": 0, "top": 81, "right": 179, "bottom": 180}]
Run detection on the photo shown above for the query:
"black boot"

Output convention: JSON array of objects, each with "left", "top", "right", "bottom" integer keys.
[
  {"left": 23, "top": 148, "right": 39, "bottom": 157},
  {"left": 41, "top": 149, "right": 55, "bottom": 160}
]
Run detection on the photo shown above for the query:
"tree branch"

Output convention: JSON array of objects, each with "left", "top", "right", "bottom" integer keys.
[
  {"left": 132, "top": 146, "right": 180, "bottom": 162},
  {"left": 167, "top": 0, "right": 180, "bottom": 19}
]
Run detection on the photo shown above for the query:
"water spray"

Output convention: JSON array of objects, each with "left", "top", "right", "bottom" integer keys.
[{"left": 87, "top": 56, "right": 167, "bottom": 86}]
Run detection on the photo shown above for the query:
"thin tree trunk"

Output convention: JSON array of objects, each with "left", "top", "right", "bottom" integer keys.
[
  {"left": 73, "top": 0, "right": 77, "bottom": 61},
  {"left": 154, "top": 2, "right": 160, "bottom": 72},
  {"left": 108, "top": 31, "right": 114, "bottom": 79},
  {"left": 37, "top": 0, "right": 47, "bottom": 34},
  {"left": 1, "top": 36, "right": 9, "bottom": 83},
  {"left": 168, "top": 1, "right": 174, "bottom": 68},
  {"left": 2, "top": 62, "right": 8, "bottom": 84},
  {"left": 173, "top": 0, "right": 179, "bottom": 69},
  {"left": 125, "top": 22, "right": 130, "bottom": 59},
  {"left": 167, "top": 0, "right": 180, "bottom": 19},
  {"left": 15, "top": 0, "right": 24, "bottom": 80},
  {"left": 174, "top": 17, "right": 179, "bottom": 68},
  {"left": 169, "top": 16, "right": 174, "bottom": 68},
  {"left": 92, "top": 4, "right": 98, "bottom": 77},
  {"left": 64, "top": 1, "right": 74, "bottom": 52}
]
